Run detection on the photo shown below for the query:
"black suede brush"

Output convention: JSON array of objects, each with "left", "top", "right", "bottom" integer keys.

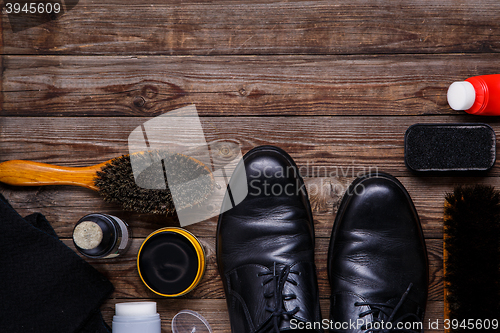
[
  {"left": 443, "top": 185, "right": 500, "bottom": 333},
  {"left": 405, "top": 123, "right": 496, "bottom": 173}
]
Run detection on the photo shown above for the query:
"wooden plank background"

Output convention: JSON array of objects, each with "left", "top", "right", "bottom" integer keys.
[
  {"left": 1, "top": 0, "right": 499, "bottom": 332},
  {"left": 3, "top": 0, "right": 500, "bottom": 55}
]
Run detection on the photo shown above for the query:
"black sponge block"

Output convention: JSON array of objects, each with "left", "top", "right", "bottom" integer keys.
[{"left": 404, "top": 123, "right": 496, "bottom": 173}]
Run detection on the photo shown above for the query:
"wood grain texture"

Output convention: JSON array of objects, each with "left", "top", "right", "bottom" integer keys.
[
  {"left": 0, "top": 9, "right": 2, "bottom": 109},
  {"left": 0, "top": 159, "right": 106, "bottom": 189},
  {"left": 3, "top": 54, "right": 500, "bottom": 116},
  {"left": 1, "top": 115, "right": 499, "bottom": 177},
  {"left": 2, "top": 0, "right": 500, "bottom": 55}
]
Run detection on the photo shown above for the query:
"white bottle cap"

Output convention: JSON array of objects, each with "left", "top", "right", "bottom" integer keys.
[
  {"left": 447, "top": 81, "right": 476, "bottom": 110},
  {"left": 115, "top": 302, "right": 157, "bottom": 317},
  {"left": 113, "top": 302, "right": 161, "bottom": 333}
]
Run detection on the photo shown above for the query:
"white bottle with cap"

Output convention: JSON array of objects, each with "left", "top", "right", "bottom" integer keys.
[
  {"left": 112, "top": 302, "right": 161, "bottom": 333},
  {"left": 447, "top": 74, "right": 500, "bottom": 115},
  {"left": 447, "top": 81, "right": 476, "bottom": 111}
]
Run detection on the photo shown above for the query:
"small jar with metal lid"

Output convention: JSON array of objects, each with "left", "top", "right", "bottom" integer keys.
[{"left": 73, "top": 213, "right": 132, "bottom": 259}]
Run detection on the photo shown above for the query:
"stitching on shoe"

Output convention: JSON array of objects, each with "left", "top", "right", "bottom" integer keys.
[{"left": 225, "top": 263, "right": 270, "bottom": 276}]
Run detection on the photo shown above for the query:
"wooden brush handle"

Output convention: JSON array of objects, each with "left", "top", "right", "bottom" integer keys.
[{"left": 0, "top": 160, "right": 109, "bottom": 191}]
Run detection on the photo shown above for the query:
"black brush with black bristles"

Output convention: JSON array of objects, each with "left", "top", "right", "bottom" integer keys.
[
  {"left": 0, "top": 150, "right": 214, "bottom": 215},
  {"left": 444, "top": 185, "right": 500, "bottom": 333}
]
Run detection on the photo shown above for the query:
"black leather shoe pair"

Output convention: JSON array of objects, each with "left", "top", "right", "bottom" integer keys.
[{"left": 217, "top": 146, "right": 428, "bottom": 333}]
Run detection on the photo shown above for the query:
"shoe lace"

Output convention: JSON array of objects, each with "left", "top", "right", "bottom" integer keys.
[
  {"left": 254, "top": 263, "right": 301, "bottom": 333},
  {"left": 354, "top": 283, "right": 422, "bottom": 333}
]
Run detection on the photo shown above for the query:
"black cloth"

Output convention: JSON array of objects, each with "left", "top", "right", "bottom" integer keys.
[{"left": 0, "top": 193, "right": 114, "bottom": 333}]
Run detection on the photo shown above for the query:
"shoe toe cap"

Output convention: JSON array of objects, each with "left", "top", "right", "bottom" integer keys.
[{"left": 328, "top": 174, "right": 428, "bottom": 314}]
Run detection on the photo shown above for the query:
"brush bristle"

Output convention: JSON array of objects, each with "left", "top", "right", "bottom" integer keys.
[
  {"left": 444, "top": 185, "right": 500, "bottom": 330},
  {"left": 94, "top": 151, "right": 214, "bottom": 215}
]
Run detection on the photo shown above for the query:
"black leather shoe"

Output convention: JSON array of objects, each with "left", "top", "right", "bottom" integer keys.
[
  {"left": 217, "top": 146, "right": 323, "bottom": 333},
  {"left": 327, "top": 173, "right": 428, "bottom": 333}
]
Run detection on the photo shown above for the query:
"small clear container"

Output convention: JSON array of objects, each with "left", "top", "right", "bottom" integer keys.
[{"left": 172, "top": 310, "right": 213, "bottom": 333}]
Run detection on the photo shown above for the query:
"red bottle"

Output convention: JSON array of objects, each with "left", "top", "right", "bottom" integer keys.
[{"left": 447, "top": 74, "right": 500, "bottom": 115}]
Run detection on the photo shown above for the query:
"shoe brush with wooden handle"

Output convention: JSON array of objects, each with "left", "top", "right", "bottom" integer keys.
[{"left": 0, "top": 150, "right": 214, "bottom": 215}]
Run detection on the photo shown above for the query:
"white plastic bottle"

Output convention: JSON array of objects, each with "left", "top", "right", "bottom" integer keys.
[{"left": 112, "top": 302, "right": 161, "bottom": 333}]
